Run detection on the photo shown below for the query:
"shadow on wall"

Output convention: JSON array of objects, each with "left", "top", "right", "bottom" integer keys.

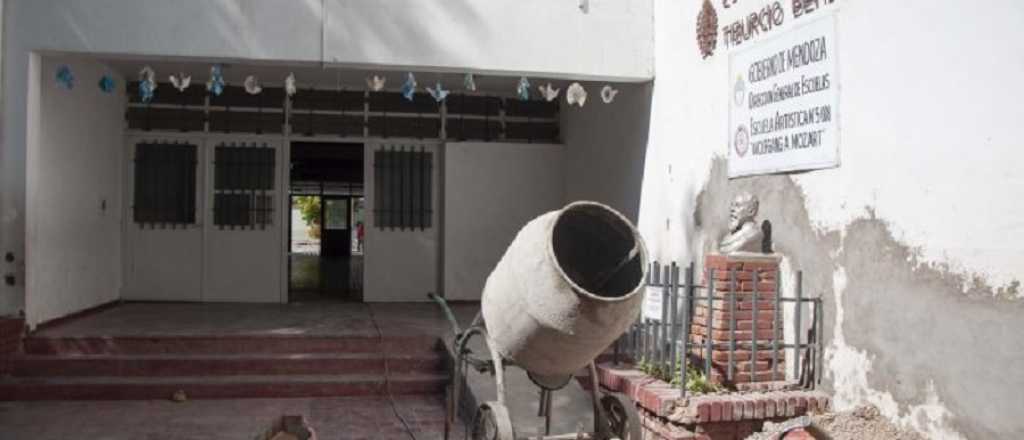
[
  {"left": 691, "top": 157, "right": 1024, "bottom": 440},
  {"left": 562, "top": 82, "right": 654, "bottom": 222}
]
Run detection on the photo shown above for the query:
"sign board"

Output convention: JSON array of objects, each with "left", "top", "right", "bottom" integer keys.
[
  {"left": 728, "top": 13, "right": 839, "bottom": 178},
  {"left": 642, "top": 286, "right": 664, "bottom": 321}
]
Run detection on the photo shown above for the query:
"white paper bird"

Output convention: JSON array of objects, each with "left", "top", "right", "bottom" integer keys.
[
  {"left": 600, "top": 85, "right": 619, "bottom": 104},
  {"left": 538, "top": 83, "right": 560, "bottom": 102},
  {"left": 169, "top": 73, "right": 191, "bottom": 92},
  {"left": 244, "top": 75, "right": 262, "bottom": 95},
  {"left": 285, "top": 73, "right": 297, "bottom": 97},
  {"left": 366, "top": 75, "right": 386, "bottom": 92},
  {"left": 566, "top": 82, "right": 587, "bottom": 107}
]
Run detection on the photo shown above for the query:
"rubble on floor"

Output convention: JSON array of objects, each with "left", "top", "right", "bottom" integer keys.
[
  {"left": 257, "top": 415, "right": 316, "bottom": 440},
  {"left": 745, "top": 405, "right": 924, "bottom": 440}
]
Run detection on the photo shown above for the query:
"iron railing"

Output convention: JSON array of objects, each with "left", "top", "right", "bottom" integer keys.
[{"left": 614, "top": 261, "right": 824, "bottom": 397}]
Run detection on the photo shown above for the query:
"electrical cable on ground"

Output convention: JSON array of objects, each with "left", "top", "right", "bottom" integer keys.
[{"left": 367, "top": 304, "right": 419, "bottom": 440}]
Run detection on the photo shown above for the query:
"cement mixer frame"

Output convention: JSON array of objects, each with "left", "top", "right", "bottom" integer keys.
[{"left": 430, "top": 293, "right": 643, "bottom": 440}]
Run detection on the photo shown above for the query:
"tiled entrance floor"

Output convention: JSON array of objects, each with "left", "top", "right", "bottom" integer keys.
[{"left": 33, "top": 301, "right": 478, "bottom": 338}]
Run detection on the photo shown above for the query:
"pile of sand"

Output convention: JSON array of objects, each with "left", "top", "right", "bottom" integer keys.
[{"left": 747, "top": 405, "right": 924, "bottom": 440}]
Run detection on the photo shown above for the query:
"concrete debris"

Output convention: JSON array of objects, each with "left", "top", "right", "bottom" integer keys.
[
  {"left": 256, "top": 415, "right": 316, "bottom": 440},
  {"left": 746, "top": 405, "right": 924, "bottom": 440},
  {"left": 170, "top": 390, "right": 187, "bottom": 402}
]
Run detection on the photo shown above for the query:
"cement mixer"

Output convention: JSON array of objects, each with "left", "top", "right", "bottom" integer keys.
[{"left": 430, "top": 201, "right": 647, "bottom": 440}]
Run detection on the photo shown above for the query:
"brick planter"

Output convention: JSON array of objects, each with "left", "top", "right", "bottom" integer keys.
[{"left": 595, "top": 363, "right": 828, "bottom": 440}]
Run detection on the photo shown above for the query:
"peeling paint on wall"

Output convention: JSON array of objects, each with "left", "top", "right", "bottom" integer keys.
[
  {"left": 687, "top": 157, "right": 1024, "bottom": 439},
  {"left": 827, "top": 267, "right": 963, "bottom": 439}
]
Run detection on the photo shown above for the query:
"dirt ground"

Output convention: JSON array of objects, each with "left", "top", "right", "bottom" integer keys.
[{"left": 746, "top": 405, "right": 925, "bottom": 440}]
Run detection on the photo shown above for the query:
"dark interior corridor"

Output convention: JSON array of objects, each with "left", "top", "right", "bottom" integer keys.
[{"left": 288, "top": 142, "right": 365, "bottom": 302}]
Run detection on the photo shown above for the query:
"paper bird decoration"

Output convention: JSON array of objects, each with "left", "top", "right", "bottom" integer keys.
[
  {"left": 600, "top": 85, "right": 619, "bottom": 104},
  {"left": 400, "top": 73, "right": 417, "bottom": 101},
  {"left": 169, "top": 73, "right": 191, "bottom": 92},
  {"left": 244, "top": 75, "right": 262, "bottom": 95},
  {"left": 285, "top": 73, "right": 297, "bottom": 97},
  {"left": 538, "top": 83, "right": 560, "bottom": 102},
  {"left": 56, "top": 65, "right": 74, "bottom": 90},
  {"left": 98, "top": 75, "right": 116, "bottom": 94},
  {"left": 366, "top": 75, "right": 386, "bottom": 92},
  {"left": 516, "top": 77, "right": 530, "bottom": 101},
  {"left": 427, "top": 82, "right": 450, "bottom": 103},
  {"left": 464, "top": 73, "right": 477, "bottom": 92},
  {"left": 206, "top": 65, "right": 225, "bottom": 96},
  {"left": 139, "top": 66, "right": 157, "bottom": 102},
  {"left": 566, "top": 82, "right": 587, "bottom": 107}
]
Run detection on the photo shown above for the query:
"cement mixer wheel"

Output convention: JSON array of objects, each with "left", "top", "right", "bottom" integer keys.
[
  {"left": 600, "top": 392, "right": 642, "bottom": 440},
  {"left": 471, "top": 401, "right": 515, "bottom": 440}
]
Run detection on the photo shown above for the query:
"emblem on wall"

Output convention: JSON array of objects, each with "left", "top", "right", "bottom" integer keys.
[
  {"left": 733, "top": 75, "right": 746, "bottom": 107},
  {"left": 734, "top": 124, "right": 750, "bottom": 157},
  {"left": 697, "top": 0, "right": 719, "bottom": 59}
]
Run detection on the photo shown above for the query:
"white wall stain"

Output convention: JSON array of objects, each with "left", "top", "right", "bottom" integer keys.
[{"left": 826, "top": 266, "right": 965, "bottom": 440}]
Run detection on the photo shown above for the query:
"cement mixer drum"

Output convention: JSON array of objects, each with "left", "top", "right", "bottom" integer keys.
[{"left": 481, "top": 201, "right": 648, "bottom": 380}]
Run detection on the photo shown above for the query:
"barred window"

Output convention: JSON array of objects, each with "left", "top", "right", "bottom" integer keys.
[
  {"left": 213, "top": 143, "right": 275, "bottom": 229},
  {"left": 373, "top": 146, "right": 432, "bottom": 230},
  {"left": 133, "top": 142, "right": 197, "bottom": 227}
]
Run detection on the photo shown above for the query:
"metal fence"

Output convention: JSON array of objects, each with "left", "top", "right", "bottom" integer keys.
[{"left": 613, "top": 261, "right": 824, "bottom": 397}]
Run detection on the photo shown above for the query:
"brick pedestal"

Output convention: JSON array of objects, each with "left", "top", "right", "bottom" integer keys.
[{"left": 695, "top": 254, "right": 783, "bottom": 386}]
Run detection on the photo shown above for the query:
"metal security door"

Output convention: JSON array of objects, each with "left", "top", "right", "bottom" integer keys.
[
  {"left": 203, "top": 139, "right": 283, "bottom": 302},
  {"left": 123, "top": 136, "right": 204, "bottom": 301},
  {"left": 320, "top": 196, "right": 352, "bottom": 258}
]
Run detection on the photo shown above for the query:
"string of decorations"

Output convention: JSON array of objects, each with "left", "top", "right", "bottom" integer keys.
[{"left": 62, "top": 63, "right": 621, "bottom": 107}]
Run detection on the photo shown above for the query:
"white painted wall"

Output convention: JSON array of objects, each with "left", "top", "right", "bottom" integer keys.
[
  {"left": 0, "top": 0, "right": 654, "bottom": 316},
  {"left": 362, "top": 142, "right": 441, "bottom": 302},
  {"left": 25, "top": 56, "right": 124, "bottom": 326},
  {"left": 640, "top": 1, "right": 1024, "bottom": 438},
  {"left": 443, "top": 142, "right": 566, "bottom": 301},
  {"left": 562, "top": 82, "right": 653, "bottom": 222},
  {"left": 640, "top": 0, "right": 1024, "bottom": 285}
]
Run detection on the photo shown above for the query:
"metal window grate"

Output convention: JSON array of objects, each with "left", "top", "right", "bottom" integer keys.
[
  {"left": 132, "top": 142, "right": 197, "bottom": 228},
  {"left": 373, "top": 146, "right": 432, "bottom": 230},
  {"left": 213, "top": 143, "right": 275, "bottom": 229},
  {"left": 613, "top": 261, "right": 825, "bottom": 397}
]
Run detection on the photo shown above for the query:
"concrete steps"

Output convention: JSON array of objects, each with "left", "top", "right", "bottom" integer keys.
[
  {"left": 1, "top": 333, "right": 447, "bottom": 400},
  {"left": 0, "top": 373, "right": 447, "bottom": 400},
  {"left": 21, "top": 334, "right": 439, "bottom": 355},
  {"left": 9, "top": 353, "right": 442, "bottom": 377}
]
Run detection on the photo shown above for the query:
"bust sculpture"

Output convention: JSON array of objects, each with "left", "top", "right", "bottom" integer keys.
[{"left": 718, "top": 193, "right": 772, "bottom": 254}]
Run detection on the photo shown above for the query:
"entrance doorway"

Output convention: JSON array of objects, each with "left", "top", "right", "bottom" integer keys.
[{"left": 288, "top": 142, "right": 364, "bottom": 301}]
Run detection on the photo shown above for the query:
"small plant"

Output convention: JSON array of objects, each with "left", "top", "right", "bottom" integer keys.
[
  {"left": 675, "top": 364, "right": 721, "bottom": 394},
  {"left": 637, "top": 358, "right": 722, "bottom": 394}
]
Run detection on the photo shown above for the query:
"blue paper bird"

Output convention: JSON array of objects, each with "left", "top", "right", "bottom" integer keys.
[
  {"left": 98, "top": 75, "right": 116, "bottom": 94},
  {"left": 401, "top": 73, "right": 417, "bottom": 101},
  {"left": 206, "top": 65, "right": 226, "bottom": 97},
  {"left": 56, "top": 65, "right": 74, "bottom": 90},
  {"left": 427, "top": 82, "right": 449, "bottom": 103},
  {"left": 138, "top": 66, "right": 157, "bottom": 103},
  {"left": 517, "top": 77, "right": 530, "bottom": 101},
  {"left": 139, "top": 80, "right": 156, "bottom": 103}
]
